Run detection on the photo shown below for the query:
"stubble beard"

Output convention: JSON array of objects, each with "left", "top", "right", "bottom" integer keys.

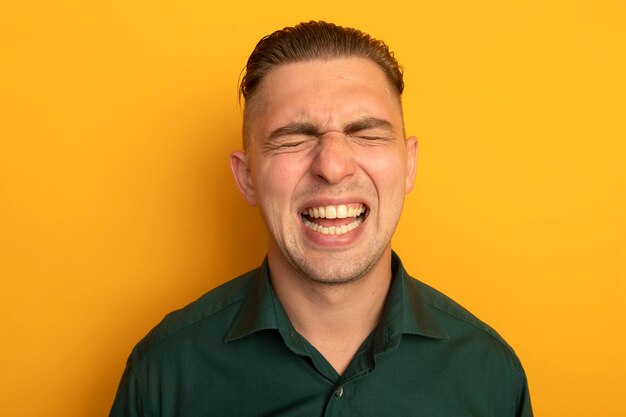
[
  {"left": 280, "top": 230, "right": 392, "bottom": 286},
  {"left": 267, "top": 183, "right": 403, "bottom": 286}
]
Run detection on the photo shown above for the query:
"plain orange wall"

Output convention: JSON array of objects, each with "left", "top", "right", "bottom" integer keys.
[{"left": 1, "top": 1, "right": 624, "bottom": 416}]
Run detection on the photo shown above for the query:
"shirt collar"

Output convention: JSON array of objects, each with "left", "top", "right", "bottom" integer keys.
[
  {"left": 225, "top": 252, "right": 448, "bottom": 345},
  {"left": 380, "top": 251, "right": 448, "bottom": 341},
  {"left": 225, "top": 257, "right": 283, "bottom": 342}
]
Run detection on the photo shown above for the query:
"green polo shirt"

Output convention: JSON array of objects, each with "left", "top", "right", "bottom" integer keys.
[{"left": 110, "top": 252, "right": 532, "bottom": 417}]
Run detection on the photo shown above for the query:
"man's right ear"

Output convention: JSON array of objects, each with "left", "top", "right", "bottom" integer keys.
[{"left": 229, "top": 151, "right": 257, "bottom": 206}]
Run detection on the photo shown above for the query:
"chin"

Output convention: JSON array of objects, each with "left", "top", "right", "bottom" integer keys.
[{"left": 287, "top": 245, "right": 386, "bottom": 286}]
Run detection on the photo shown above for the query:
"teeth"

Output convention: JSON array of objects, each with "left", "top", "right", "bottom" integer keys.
[
  {"left": 302, "top": 216, "right": 364, "bottom": 236},
  {"left": 303, "top": 204, "right": 365, "bottom": 219}
]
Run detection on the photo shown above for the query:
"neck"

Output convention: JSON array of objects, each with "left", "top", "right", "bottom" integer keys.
[{"left": 268, "top": 246, "right": 393, "bottom": 374}]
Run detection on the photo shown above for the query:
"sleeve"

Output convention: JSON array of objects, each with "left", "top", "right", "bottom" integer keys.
[
  {"left": 109, "top": 350, "right": 147, "bottom": 417},
  {"left": 515, "top": 373, "right": 533, "bottom": 417}
]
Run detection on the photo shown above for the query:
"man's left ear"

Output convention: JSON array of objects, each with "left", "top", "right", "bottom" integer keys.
[
  {"left": 405, "top": 136, "right": 418, "bottom": 193},
  {"left": 229, "top": 151, "right": 257, "bottom": 206}
]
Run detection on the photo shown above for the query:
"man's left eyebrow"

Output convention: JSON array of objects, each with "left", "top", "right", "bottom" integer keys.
[{"left": 343, "top": 117, "right": 394, "bottom": 134}]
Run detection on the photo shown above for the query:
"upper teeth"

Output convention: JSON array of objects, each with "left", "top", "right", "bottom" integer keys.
[{"left": 302, "top": 204, "right": 365, "bottom": 219}]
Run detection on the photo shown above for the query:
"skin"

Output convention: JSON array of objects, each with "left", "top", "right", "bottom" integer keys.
[{"left": 230, "top": 57, "right": 418, "bottom": 374}]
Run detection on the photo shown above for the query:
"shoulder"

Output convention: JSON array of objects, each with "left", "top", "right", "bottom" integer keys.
[
  {"left": 402, "top": 275, "right": 531, "bottom": 413},
  {"left": 131, "top": 268, "right": 258, "bottom": 358},
  {"left": 410, "top": 276, "right": 523, "bottom": 366},
  {"left": 406, "top": 275, "right": 529, "bottom": 395}
]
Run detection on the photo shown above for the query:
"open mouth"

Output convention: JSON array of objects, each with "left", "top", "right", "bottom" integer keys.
[{"left": 300, "top": 203, "right": 368, "bottom": 236}]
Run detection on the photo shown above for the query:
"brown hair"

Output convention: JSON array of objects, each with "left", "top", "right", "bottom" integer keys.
[{"left": 240, "top": 21, "right": 404, "bottom": 148}]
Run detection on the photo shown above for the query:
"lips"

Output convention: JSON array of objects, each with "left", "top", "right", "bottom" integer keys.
[{"left": 301, "top": 203, "right": 367, "bottom": 236}]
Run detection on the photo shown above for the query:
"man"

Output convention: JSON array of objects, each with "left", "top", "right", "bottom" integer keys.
[{"left": 110, "top": 21, "right": 533, "bottom": 416}]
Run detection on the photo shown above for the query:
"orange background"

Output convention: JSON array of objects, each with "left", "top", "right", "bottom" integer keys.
[{"left": 1, "top": 1, "right": 624, "bottom": 416}]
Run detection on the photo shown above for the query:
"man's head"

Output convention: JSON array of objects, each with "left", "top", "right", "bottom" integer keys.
[
  {"left": 231, "top": 21, "right": 417, "bottom": 285},
  {"left": 240, "top": 21, "right": 405, "bottom": 151}
]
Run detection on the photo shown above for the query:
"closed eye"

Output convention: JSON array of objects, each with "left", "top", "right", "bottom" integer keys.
[
  {"left": 349, "top": 133, "right": 394, "bottom": 144},
  {"left": 264, "top": 135, "right": 317, "bottom": 152},
  {"left": 281, "top": 141, "right": 306, "bottom": 147},
  {"left": 354, "top": 135, "right": 385, "bottom": 140}
]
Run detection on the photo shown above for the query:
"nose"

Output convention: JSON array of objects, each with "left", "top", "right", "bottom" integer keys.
[{"left": 310, "top": 132, "right": 357, "bottom": 184}]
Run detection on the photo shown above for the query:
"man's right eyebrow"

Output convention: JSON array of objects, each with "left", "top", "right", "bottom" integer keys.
[{"left": 267, "top": 122, "right": 320, "bottom": 140}]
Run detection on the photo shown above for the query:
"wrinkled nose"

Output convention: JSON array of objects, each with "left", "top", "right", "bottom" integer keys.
[{"left": 310, "top": 133, "right": 357, "bottom": 184}]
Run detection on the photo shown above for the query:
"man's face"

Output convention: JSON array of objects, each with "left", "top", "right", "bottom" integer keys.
[{"left": 232, "top": 57, "right": 417, "bottom": 284}]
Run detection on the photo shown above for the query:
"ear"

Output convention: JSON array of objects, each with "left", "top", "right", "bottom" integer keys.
[
  {"left": 404, "top": 136, "right": 418, "bottom": 194},
  {"left": 229, "top": 151, "right": 257, "bottom": 206}
]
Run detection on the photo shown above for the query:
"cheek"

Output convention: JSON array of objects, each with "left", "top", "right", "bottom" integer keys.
[
  {"left": 254, "top": 158, "right": 305, "bottom": 208},
  {"left": 359, "top": 149, "right": 407, "bottom": 190}
]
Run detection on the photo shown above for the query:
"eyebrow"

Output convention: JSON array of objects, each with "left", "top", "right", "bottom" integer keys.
[
  {"left": 268, "top": 121, "right": 320, "bottom": 141},
  {"left": 267, "top": 117, "right": 394, "bottom": 141},
  {"left": 343, "top": 117, "right": 394, "bottom": 135}
]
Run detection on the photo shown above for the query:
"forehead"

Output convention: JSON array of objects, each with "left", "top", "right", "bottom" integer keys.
[{"left": 250, "top": 58, "right": 403, "bottom": 135}]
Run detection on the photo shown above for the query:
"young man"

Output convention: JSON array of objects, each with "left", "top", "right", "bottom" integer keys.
[{"left": 110, "top": 21, "right": 533, "bottom": 416}]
